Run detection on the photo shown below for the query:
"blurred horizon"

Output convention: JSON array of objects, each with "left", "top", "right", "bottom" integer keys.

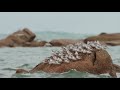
[{"left": 0, "top": 12, "right": 120, "bottom": 34}]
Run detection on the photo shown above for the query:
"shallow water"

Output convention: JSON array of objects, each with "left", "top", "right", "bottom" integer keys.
[{"left": 0, "top": 32, "right": 120, "bottom": 78}]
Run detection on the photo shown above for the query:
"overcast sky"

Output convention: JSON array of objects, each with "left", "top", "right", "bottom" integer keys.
[{"left": 0, "top": 12, "right": 120, "bottom": 34}]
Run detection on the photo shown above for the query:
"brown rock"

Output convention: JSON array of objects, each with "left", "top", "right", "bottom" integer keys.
[
  {"left": 16, "top": 69, "right": 29, "bottom": 74},
  {"left": 23, "top": 41, "right": 48, "bottom": 47},
  {"left": 9, "top": 28, "right": 36, "bottom": 42},
  {"left": 49, "top": 39, "right": 83, "bottom": 46},
  {"left": 85, "top": 33, "right": 120, "bottom": 41},
  {"left": 11, "top": 28, "right": 36, "bottom": 42},
  {"left": 84, "top": 33, "right": 120, "bottom": 46},
  {"left": 105, "top": 40, "right": 120, "bottom": 46},
  {"left": 99, "top": 32, "right": 107, "bottom": 35},
  {"left": 0, "top": 28, "right": 38, "bottom": 47},
  {"left": 16, "top": 49, "right": 120, "bottom": 78},
  {"left": 113, "top": 64, "right": 120, "bottom": 73}
]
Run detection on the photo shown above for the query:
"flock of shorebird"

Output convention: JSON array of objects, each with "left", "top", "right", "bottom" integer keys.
[{"left": 42, "top": 41, "right": 107, "bottom": 65}]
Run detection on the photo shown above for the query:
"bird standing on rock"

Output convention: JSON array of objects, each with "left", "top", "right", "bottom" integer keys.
[{"left": 45, "top": 41, "right": 107, "bottom": 65}]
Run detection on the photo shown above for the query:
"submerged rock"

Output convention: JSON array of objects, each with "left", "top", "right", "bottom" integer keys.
[{"left": 16, "top": 41, "right": 120, "bottom": 78}]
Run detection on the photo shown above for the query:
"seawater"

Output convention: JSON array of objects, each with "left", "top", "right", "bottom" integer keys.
[{"left": 0, "top": 32, "right": 120, "bottom": 78}]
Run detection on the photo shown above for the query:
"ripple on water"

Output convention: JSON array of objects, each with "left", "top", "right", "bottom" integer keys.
[
  {"left": 0, "top": 59, "right": 4, "bottom": 61},
  {"left": 17, "top": 64, "right": 32, "bottom": 69},
  {"left": 2, "top": 68, "right": 17, "bottom": 71},
  {"left": 0, "top": 73, "right": 5, "bottom": 77},
  {"left": 51, "top": 70, "right": 111, "bottom": 78},
  {"left": 11, "top": 69, "right": 111, "bottom": 78},
  {"left": 11, "top": 73, "right": 32, "bottom": 78}
]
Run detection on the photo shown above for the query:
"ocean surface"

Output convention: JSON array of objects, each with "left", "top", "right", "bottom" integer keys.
[{"left": 0, "top": 31, "right": 120, "bottom": 78}]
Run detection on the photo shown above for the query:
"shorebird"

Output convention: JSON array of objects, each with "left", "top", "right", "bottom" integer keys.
[
  {"left": 43, "top": 59, "right": 48, "bottom": 63},
  {"left": 87, "top": 41, "right": 92, "bottom": 44},
  {"left": 58, "top": 52, "right": 63, "bottom": 57},
  {"left": 64, "top": 59, "right": 70, "bottom": 63},
  {"left": 67, "top": 50, "right": 72, "bottom": 56},
  {"left": 95, "top": 45, "right": 101, "bottom": 50},
  {"left": 82, "top": 44, "right": 87, "bottom": 48},
  {"left": 76, "top": 55, "right": 81, "bottom": 60},
  {"left": 57, "top": 57, "right": 63, "bottom": 63},
  {"left": 49, "top": 59, "right": 56, "bottom": 64},
  {"left": 75, "top": 47, "right": 80, "bottom": 52},
  {"left": 67, "top": 44, "right": 73, "bottom": 48},
  {"left": 62, "top": 46, "right": 68, "bottom": 51},
  {"left": 67, "top": 55, "right": 70, "bottom": 59},
  {"left": 90, "top": 43, "right": 96, "bottom": 48},
  {"left": 54, "top": 61, "right": 60, "bottom": 64},
  {"left": 70, "top": 54, "right": 77, "bottom": 60},
  {"left": 86, "top": 47, "right": 91, "bottom": 51},
  {"left": 52, "top": 50, "right": 58, "bottom": 54},
  {"left": 60, "top": 55, "right": 65, "bottom": 60},
  {"left": 96, "top": 41, "right": 100, "bottom": 45},
  {"left": 82, "top": 49, "right": 88, "bottom": 54},
  {"left": 52, "top": 55, "right": 58, "bottom": 60},
  {"left": 86, "top": 51, "right": 92, "bottom": 54},
  {"left": 75, "top": 51, "right": 78, "bottom": 55},
  {"left": 66, "top": 48, "right": 71, "bottom": 54},
  {"left": 102, "top": 45, "right": 107, "bottom": 49},
  {"left": 43, "top": 57, "right": 51, "bottom": 63},
  {"left": 52, "top": 50, "right": 59, "bottom": 56},
  {"left": 73, "top": 47, "right": 78, "bottom": 51},
  {"left": 65, "top": 54, "right": 69, "bottom": 58},
  {"left": 78, "top": 48, "right": 83, "bottom": 53},
  {"left": 62, "top": 55, "right": 69, "bottom": 62},
  {"left": 78, "top": 46, "right": 82, "bottom": 51}
]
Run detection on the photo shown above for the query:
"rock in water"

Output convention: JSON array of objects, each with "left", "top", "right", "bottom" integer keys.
[
  {"left": 16, "top": 69, "right": 29, "bottom": 74},
  {"left": 0, "top": 28, "right": 48, "bottom": 47},
  {"left": 7, "top": 28, "right": 36, "bottom": 43},
  {"left": 16, "top": 41, "right": 120, "bottom": 78},
  {"left": 49, "top": 39, "right": 83, "bottom": 46},
  {"left": 84, "top": 33, "right": 120, "bottom": 46},
  {"left": 0, "top": 28, "right": 36, "bottom": 47}
]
